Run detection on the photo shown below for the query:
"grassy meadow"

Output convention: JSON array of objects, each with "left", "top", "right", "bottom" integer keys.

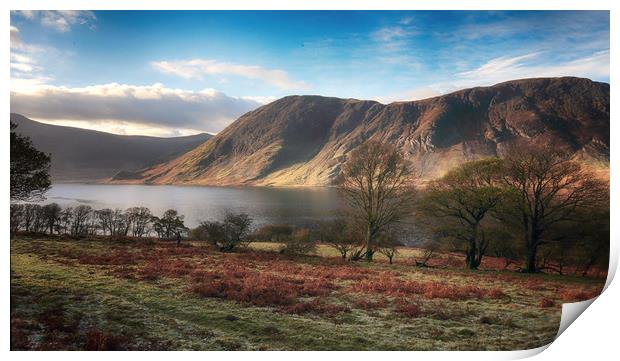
[{"left": 11, "top": 235, "right": 604, "bottom": 351}]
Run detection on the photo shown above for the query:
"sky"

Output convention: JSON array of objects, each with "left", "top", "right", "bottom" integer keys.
[{"left": 10, "top": 10, "right": 610, "bottom": 137}]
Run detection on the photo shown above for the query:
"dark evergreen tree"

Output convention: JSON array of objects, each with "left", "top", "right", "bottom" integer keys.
[{"left": 10, "top": 122, "right": 51, "bottom": 201}]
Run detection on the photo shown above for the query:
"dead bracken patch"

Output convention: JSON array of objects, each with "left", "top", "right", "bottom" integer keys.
[
  {"left": 351, "top": 275, "right": 506, "bottom": 301},
  {"left": 190, "top": 269, "right": 337, "bottom": 307}
]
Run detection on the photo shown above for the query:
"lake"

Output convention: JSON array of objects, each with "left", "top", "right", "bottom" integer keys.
[{"left": 42, "top": 184, "right": 345, "bottom": 228}]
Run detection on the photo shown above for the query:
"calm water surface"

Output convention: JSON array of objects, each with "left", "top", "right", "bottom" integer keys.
[{"left": 43, "top": 184, "right": 344, "bottom": 228}]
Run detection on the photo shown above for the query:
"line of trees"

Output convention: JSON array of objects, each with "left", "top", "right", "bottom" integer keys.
[
  {"left": 9, "top": 116, "right": 609, "bottom": 276},
  {"left": 335, "top": 140, "right": 608, "bottom": 273},
  {"left": 10, "top": 204, "right": 188, "bottom": 241}
]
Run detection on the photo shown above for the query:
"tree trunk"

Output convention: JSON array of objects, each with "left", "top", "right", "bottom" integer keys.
[
  {"left": 365, "top": 226, "right": 374, "bottom": 262},
  {"left": 465, "top": 223, "right": 479, "bottom": 270},
  {"left": 524, "top": 240, "right": 538, "bottom": 273}
]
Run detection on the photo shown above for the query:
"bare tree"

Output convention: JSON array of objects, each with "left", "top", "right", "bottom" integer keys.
[
  {"left": 41, "top": 203, "right": 62, "bottom": 234},
  {"left": 58, "top": 207, "right": 73, "bottom": 234},
  {"left": 71, "top": 205, "right": 93, "bottom": 236},
  {"left": 199, "top": 212, "right": 253, "bottom": 251},
  {"left": 336, "top": 140, "right": 417, "bottom": 261},
  {"left": 110, "top": 208, "right": 129, "bottom": 236},
  {"left": 10, "top": 204, "right": 24, "bottom": 233},
  {"left": 21, "top": 204, "right": 41, "bottom": 232},
  {"left": 95, "top": 208, "right": 113, "bottom": 235},
  {"left": 375, "top": 230, "right": 401, "bottom": 264},
  {"left": 125, "top": 207, "right": 152, "bottom": 237},
  {"left": 315, "top": 218, "right": 362, "bottom": 260},
  {"left": 501, "top": 143, "right": 608, "bottom": 273},
  {"left": 153, "top": 209, "right": 188, "bottom": 245}
]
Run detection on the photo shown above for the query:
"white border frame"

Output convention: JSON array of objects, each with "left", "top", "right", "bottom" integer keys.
[{"left": 2, "top": 1, "right": 617, "bottom": 360}]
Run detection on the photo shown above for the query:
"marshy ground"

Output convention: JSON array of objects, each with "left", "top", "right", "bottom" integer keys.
[{"left": 10, "top": 235, "right": 604, "bottom": 350}]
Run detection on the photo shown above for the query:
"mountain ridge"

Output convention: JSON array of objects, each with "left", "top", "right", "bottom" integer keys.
[
  {"left": 10, "top": 114, "right": 212, "bottom": 182},
  {"left": 113, "top": 77, "right": 609, "bottom": 186}
]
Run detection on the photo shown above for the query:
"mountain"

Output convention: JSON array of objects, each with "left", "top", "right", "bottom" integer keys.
[
  {"left": 114, "top": 77, "right": 609, "bottom": 186},
  {"left": 10, "top": 114, "right": 212, "bottom": 182}
]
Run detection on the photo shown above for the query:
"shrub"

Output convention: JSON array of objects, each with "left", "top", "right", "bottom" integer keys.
[
  {"left": 189, "top": 269, "right": 336, "bottom": 307},
  {"left": 539, "top": 298, "right": 555, "bottom": 308},
  {"left": 315, "top": 218, "right": 361, "bottom": 260},
  {"left": 253, "top": 224, "right": 294, "bottom": 243},
  {"left": 198, "top": 212, "right": 253, "bottom": 252},
  {"left": 395, "top": 301, "right": 422, "bottom": 318},
  {"left": 85, "top": 328, "right": 127, "bottom": 350},
  {"left": 281, "top": 299, "right": 350, "bottom": 316},
  {"left": 351, "top": 276, "right": 505, "bottom": 301},
  {"left": 279, "top": 228, "right": 316, "bottom": 255},
  {"left": 560, "top": 289, "right": 599, "bottom": 302}
]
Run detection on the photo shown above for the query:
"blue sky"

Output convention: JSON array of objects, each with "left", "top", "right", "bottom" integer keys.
[{"left": 10, "top": 10, "right": 610, "bottom": 136}]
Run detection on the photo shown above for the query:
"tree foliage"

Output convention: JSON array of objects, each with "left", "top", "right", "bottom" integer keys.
[
  {"left": 422, "top": 158, "right": 508, "bottom": 269},
  {"left": 10, "top": 122, "right": 51, "bottom": 201}
]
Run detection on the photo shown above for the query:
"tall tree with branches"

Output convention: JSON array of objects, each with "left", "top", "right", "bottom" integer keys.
[
  {"left": 501, "top": 143, "right": 608, "bottom": 273},
  {"left": 422, "top": 158, "right": 508, "bottom": 270},
  {"left": 336, "top": 140, "right": 417, "bottom": 261}
]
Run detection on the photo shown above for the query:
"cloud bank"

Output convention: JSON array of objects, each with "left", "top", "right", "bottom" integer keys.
[{"left": 10, "top": 83, "right": 264, "bottom": 136}]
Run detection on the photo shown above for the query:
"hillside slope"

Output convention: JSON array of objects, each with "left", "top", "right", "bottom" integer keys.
[
  {"left": 10, "top": 114, "right": 212, "bottom": 182},
  {"left": 117, "top": 77, "right": 610, "bottom": 186}
]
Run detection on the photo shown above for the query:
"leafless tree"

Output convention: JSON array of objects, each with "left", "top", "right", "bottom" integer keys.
[
  {"left": 375, "top": 230, "right": 401, "bottom": 264},
  {"left": 95, "top": 208, "right": 113, "bottom": 235},
  {"left": 41, "top": 203, "right": 62, "bottom": 234},
  {"left": 336, "top": 140, "right": 417, "bottom": 261},
  {"left": 71, "top": 205, "right": 93, "bottom": 236},
  {"left": 501, "top": 143, "right": 609, "bottom": 273},
  {"left": 315, "top": 218, "right": 362, "bottom": 260},
  {"left": 125, "top": 207, "right": 153, "bottom": 237},
  {"left": 10, "top": 204, "right": 24, "bottom": 233}
]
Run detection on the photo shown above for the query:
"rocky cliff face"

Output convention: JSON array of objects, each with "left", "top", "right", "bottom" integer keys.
[{"left": 124, "top": 77, "right": 609, "bottom": 186}]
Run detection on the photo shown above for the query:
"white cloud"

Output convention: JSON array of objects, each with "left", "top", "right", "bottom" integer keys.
[
  {"left": 10, "top": 82, "right": 263, "bottom": 135},
  {"left": 10, "top": 26, "right": 22, "bottom": 48},
  {"left": 375, "top": 87, "right": 442, "bottom": 104},
  {"left": 371, "top": 26, "right": 415, "bottom": 42},
  {"left": 10, "top": 26, "right": 49, "bottom": 82},
  {"left": 13, "top": 10, "right": 35, "bottom": 19},
  {"left": 399, "top": 16, "right": 414, "bottom": 25},
  {"left": 456, "top": 53, "right": 541, "bottom": 79},
  {"left": 455, "top": 50, "right": 609, "bottom": 86},
  {"left": 12, "top": 10, "right": 96, "bottom": 32},
  {"left": 240, "top": 95, "right": 278, "bottom": 105},
  {"left": 152, "top": 59, "right": 310, "bottom": 90},
  {"left": 376, "top": 50, "right": 609, "bottom": 102}
]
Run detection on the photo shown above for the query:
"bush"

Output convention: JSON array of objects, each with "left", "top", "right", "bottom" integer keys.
[
  {"left": 315, "top": 218, "right": 362, "bottom": 260},
  {"left": 198, "top": 212, "right": 253, "bottom": 252},
  {"left": 279, "top": 228, "right": 316, "bottom": 255},
  {"left": 539, "top": 298, "right": 555, "bottom": 308},
  {"left": 253, "top": 224, "right": 294, "bottom": 243}
]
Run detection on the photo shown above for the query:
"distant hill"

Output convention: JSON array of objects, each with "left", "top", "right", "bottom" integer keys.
[
  {"left": 10, "top": 114, "right": 212, "bottom": 182},
  {"left": 120, "top": 77, "right": 609, "bottom": 186}
]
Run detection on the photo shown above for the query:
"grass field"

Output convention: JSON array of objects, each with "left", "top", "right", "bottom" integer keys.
[{"left": 10, "top": 235, "right": 605, "bottom": 350}]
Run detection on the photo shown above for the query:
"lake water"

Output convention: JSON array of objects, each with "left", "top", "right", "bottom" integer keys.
[{"left": 43, "top": 184, "right": 345, "bottom": 228}]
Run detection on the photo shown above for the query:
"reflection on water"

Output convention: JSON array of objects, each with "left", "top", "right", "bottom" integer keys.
[{"left": 43, "top": 184, "right": 345, "bottom": 228}]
